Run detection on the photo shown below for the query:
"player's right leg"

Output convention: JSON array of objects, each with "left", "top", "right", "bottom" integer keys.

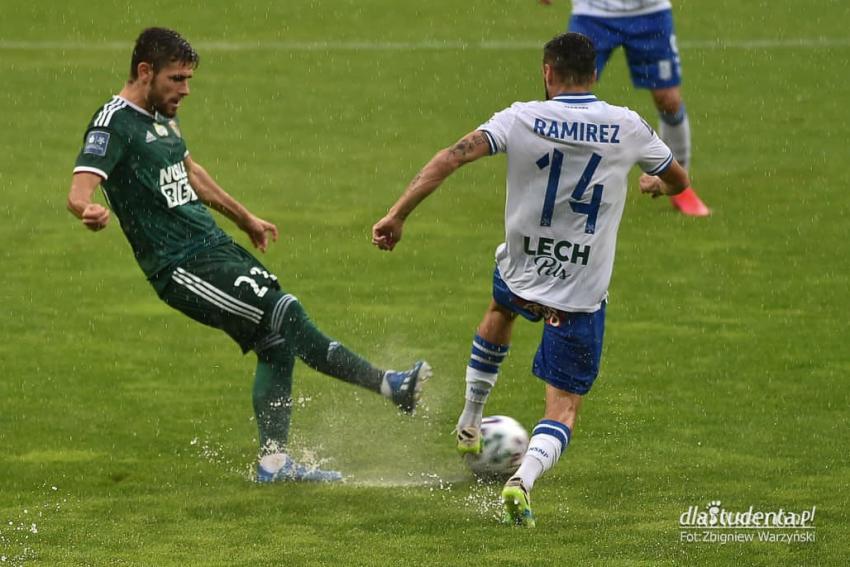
[
  {"left": 502, "top": 303, "right": 604, "bottom": 527},
  {"left": 504, "top": 388, "right": 580, "bottom": 526},
  {"left": 254, "top": 342, "right": 344, "bottom": 482}
]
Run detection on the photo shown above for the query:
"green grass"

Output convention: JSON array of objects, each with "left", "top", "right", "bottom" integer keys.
[{"left": 1, "top": 0, "right": 849, "bottom": 564}]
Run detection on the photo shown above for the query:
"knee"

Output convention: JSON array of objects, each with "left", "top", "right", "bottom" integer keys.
[
  {"left": 265, "top": 293, "right": 308, "bottom": 336},
  {"left": 478, "top": 300, "right": 517, "bottom": 344},
  {"left": 486, "top": 299, "right": 518, "bottom": 322},
  {"left": 255, "top": 339, "right": 292, "bottom": 365},
  {"left": 652, "top": 87, "right": 683, "bottom": 115}
]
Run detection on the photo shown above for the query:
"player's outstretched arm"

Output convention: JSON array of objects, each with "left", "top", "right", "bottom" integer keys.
[
  {"left": 185, "top": 156, "right": 279, "bottom": 252},
  {"left": 639, "top": 160, "right": 690, "bottom": 199},
  {"left": 372, "top": 130, "right": 491, "bottom": 251},
  {"left": 68, "top": 172, "right": 110, "bottom": 231}
]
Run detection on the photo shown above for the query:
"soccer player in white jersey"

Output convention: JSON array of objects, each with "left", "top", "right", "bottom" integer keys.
[
  {"left": 372, "top": 33, "right": 688, "bottom": 526},
  {"left": 541, "top": 0, "right": 709, "bottom": 216}
]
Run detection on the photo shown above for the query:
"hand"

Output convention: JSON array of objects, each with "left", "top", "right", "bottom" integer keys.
[
  {"left": 240, "top": 215, "right": 279, "bottom": 253},
  {"left": 639, "top": 173, "right": 665, "bottom": 198},
  {"left": 371, "top": 215, "right": 404, "bottom": 251},
  {"left": 81, "top": 203, "right": 110, "bottom": 231}
]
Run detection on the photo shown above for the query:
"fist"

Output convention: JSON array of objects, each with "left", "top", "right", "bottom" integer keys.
[
  {"left": 639, "top": 174, "right": 664, "bottom": 198},
  {"left": 82, "top": 203, "right": 110, "bottom": 231},
  {"left": 372, "top": 215, "right": 403, "bottom": 251}
]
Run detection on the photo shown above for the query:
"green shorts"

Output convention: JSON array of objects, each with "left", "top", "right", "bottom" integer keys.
[{"left": 153, "top": 243, "right": 293, "bottom": 353}]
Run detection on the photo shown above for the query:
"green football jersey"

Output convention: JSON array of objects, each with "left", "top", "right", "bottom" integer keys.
[{"left": 74, "top": 96, "right": 231, "bottom": 281}]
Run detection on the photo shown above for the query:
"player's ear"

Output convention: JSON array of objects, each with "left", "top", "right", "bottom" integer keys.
[
  {"left": 136, "top": 62, "right": 154, "bottom": 84},
  {"left": 543, "top": 64, "right": 553, "bottom": 86}
]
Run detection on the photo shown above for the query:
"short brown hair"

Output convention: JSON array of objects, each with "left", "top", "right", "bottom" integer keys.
[
  {"left": 543, "top": 32, "right": 596, "bottom": 86},
  {"left": 130, "top": 27, "right": 199, "bottom": 79}
]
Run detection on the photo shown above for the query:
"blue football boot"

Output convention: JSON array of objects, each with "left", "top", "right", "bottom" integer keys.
[
  {"left": 384, "top": 360, "right": 431, "bottom": 413},
  {"left": 256, "top": 453, "right": 343, "bottom": 483}
]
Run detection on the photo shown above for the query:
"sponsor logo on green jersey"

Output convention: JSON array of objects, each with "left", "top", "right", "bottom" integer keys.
[{"left": 159, "top": 162, "right": 198, "bottom": 208}]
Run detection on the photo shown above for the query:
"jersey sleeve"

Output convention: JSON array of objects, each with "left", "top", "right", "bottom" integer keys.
[
  {"left": 630, "top": 112, "right": 674, "bottom": 176},
  {"left": 73, "top": 125, "right": 128, "bottom": 180},
  {"left": 477, "top": 103, "right": 523, "bottom": 155}
]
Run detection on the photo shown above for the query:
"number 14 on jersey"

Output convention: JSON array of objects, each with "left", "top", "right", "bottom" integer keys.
[{"left": 536, "top": 149, "right": 604, "bottom": 234}]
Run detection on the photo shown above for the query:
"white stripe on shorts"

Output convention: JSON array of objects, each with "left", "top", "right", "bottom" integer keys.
[
  {"left": 270, "top": 294, "right": 297, "bottom": 332},
  {"left": 175, "top": 267, "right": 265, "bottom": 317},
  {"left": 171, "top": 270, "right": 263, "bottom": 324}
]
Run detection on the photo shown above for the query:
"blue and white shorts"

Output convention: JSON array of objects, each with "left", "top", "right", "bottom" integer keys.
[
  {"left": 569, "top": 9, "right": 681, "bottom": 89},
  {"left": 492, "top": 268, "right": 605, "bottom": 395}
]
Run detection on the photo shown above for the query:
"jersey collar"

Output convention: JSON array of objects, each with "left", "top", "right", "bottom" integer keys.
[
  {"left": 552, "top": 92, "right": 598, "bottom": 104},
  {"left": 116, "top": 95, "right": 155, "bottom": 118}
]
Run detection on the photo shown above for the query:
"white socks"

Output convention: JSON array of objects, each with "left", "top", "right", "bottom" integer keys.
[
  {"left": 457, "top": 335, "right": 509, "bottom": 429},
  {"left": 659, "top": 104, "right": 691, "bottom": 169},
  {"left": 258, "top": 452, "right": 289, "bottom": 473},
  {"left": 513, "top": 419, "right": 572, "bottom": 491}
]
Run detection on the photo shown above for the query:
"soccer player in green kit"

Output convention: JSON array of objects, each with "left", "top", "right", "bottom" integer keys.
[{"left": 67, "top": 27, "right": 430, "bottom": 482}]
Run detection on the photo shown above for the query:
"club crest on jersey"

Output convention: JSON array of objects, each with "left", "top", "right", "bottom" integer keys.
[
  {"left": 83, "top": 131, "right": 110, "bottom": 156},
  {"left": 158, "top": 162, "right": 198, "bottom": 208},
  {"left": 145, "top": 131, "right": 157, "bottom": 143},
  {"left": 523, "top": 235, "right": 591, "bottom": 280},
  {"left": 168, "top": 119, "right": 182, "bottom": 138},
  {"left": 154, "top": 123, "right": 169, "bottom": 137}
]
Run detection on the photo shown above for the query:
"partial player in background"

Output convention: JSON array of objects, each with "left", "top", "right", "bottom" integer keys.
[
  {"left": 541, "top": 0, "right": 709, "bottom": 216},
  {"left": 372, "top": 33, "right": 688, "bottom": 526},
  {"left": 67, "top": 27, "right": 430, "bottom": 483}
]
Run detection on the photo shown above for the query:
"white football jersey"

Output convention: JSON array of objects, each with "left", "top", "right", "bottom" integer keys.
[
  {"left": 478, "top": 93, "right": 673, "bottom": 312},
  {"left": 571, "top": 0, "right": 671, "bottom": 17}
]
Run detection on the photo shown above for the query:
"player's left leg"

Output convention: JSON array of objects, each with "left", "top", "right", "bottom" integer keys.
[
  {"left": 457, "top": 268, "right": 535, "bottom": 454},
  {"left": 652, "top": 86, "right": 688, "bottom": 168},
  {"left": 622, "top": 9, "right": 709, "bottom": 216},
  {"left": 502, "top": 303, "right": 605, "bottom": 527},
  {"left": 457, "top": 299, "right": 517, "bottom": 454},
  {"left": 651, "top": 87, "right": 709, "bottom": 216},
  {"left": 272, "top": 296, "right": 430, "bottom": 413}
]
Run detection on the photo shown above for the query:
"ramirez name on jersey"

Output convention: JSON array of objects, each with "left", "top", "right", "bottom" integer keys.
[{"left": 533, "top": 118, "right": 621, "bottom": 144}]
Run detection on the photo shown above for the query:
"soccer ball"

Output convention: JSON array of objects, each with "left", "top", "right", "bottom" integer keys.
[{"left": 465, "top": 415, "right": 529, "bottom": 479}]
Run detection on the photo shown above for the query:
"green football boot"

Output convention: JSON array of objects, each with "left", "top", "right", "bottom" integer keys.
[
  {"left": 501, "top": 477, "right": 536, "bottom": 528},
  {"left": 456, "top": 425, "right": 482, "bottom": 455}
]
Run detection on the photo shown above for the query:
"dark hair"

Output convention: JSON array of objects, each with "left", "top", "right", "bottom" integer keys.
[
  {"left": 130, "top": 27, "right": 199, "bottom": 79},
  {"left": 543, "top": 32, "right": 596, "bottom": 86}
]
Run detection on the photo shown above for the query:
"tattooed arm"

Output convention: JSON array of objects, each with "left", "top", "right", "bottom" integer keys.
[{"left": 372, "top": 130, "right": 491, "bottom": 251}]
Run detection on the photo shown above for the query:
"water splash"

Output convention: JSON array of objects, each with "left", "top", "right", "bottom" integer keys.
[{"left": 0, "top": 485, "right": 68, "bottom": 566}]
